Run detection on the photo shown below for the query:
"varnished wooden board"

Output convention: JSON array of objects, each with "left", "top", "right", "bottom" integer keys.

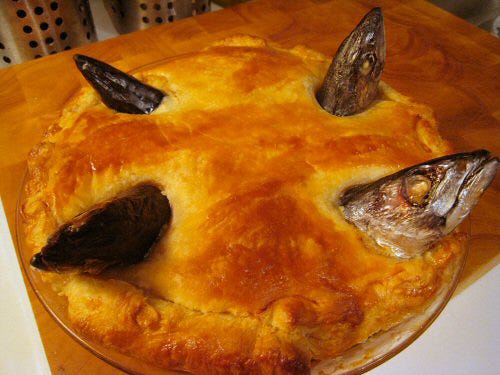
[{"left": 0, "top": 0, "right": 498, "bottom": 373}]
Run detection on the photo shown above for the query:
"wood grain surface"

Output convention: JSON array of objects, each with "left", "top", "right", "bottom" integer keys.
[{"left": 0, "top": 0, "right": 498, "bottom": 373}]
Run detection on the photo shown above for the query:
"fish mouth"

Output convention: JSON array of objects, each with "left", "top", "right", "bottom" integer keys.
[{"left": 442, "top": 151, "right": 499, "bottom": 235}]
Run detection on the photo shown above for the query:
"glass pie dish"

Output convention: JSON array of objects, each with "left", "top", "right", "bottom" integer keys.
[
  {"left": 16, "top": 172, "right": 469, "bottom": 375},
  {"left": 312, "top": 234, "right": 468, "bottom": 375}
]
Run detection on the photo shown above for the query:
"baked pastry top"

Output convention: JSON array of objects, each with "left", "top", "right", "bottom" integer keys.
[{"left": 22, "top": 36, "right": 464, "bottom": 374}]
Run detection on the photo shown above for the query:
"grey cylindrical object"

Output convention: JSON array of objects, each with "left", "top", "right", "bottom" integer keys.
[
  {"left": 103, "top": 0, "right": 211, "bottom": 34},
  {"left": 0, "top": 0, "right": 96, "bottom": 68}
]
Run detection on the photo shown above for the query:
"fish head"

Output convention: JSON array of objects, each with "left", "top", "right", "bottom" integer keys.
[
  {"left": 341, "top": 7, "right": 386, "bottom": 111},
  {"left": 30, "top": 184, "right": 171, "bottom": 274},
  {"left": 317, "top": 7, "right": 386, "bottom": 116},
  {"left": 74, "top": 54, "right": 165, "bottom": 114},
  {"left": 340, "top": 150, "right": 498, "bottom": 258}
]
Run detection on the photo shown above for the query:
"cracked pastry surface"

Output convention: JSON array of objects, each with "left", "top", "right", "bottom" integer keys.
[{"left": 22, "top": 36, "right": 464, "bottom": 374}]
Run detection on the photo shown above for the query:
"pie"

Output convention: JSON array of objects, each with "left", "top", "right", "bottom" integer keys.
[{"left": 21, "top": 35, "right": 465, "bottom": 374}]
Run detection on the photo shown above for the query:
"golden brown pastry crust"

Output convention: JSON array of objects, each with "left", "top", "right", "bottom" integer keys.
[{"left": 22, "top": 35, "right": 464, "bottom": 374}]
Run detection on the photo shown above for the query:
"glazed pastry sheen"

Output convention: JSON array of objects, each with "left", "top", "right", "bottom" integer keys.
[{"left": 22, "top": 36, "right": 464, "bottom": 374}]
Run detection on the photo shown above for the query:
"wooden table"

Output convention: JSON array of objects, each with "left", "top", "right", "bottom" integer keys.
[{"left": 0, "top": 0, "right": 498, "bottom": 373}]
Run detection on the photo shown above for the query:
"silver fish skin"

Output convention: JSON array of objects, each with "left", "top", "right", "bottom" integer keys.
[
  {"left": 339, "top": 150, "right": 499, "bottom": 258},
  {"left": 316, "top": 7, "right": 386, "bottom": 117}
]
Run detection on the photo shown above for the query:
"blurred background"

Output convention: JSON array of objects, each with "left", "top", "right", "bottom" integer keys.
[
  {"left": 429, "top": 0, "right": 499, "bottom": 36},
  {"left": 213, "top": 0, "right": 499, "bottom": 37},
  {"left": 1, "top": 0, "right": 498, "bottom": 68},
  {"left": 92, "top": 0, "right": 500, "bottom": 40}
]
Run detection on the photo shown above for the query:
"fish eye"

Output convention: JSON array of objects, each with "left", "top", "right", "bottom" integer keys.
[
  {"left": 359, "top": 53, "right": 375, "bottom": 76},
  {"left": 403, "top": 174, "right": 432, "bottom": 206}
]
